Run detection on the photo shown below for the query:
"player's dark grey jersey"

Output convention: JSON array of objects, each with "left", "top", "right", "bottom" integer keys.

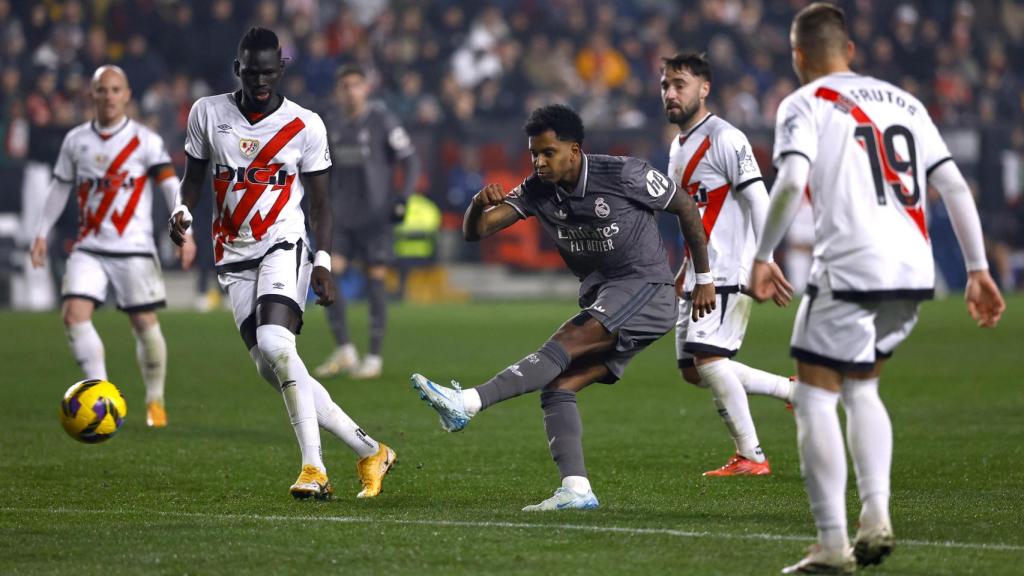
[
  {"left": 504, "top": 154, "right": 678, "bottom": 294},
  {"left": 323, "top": 101, "right": 419, "bottom": 229}
]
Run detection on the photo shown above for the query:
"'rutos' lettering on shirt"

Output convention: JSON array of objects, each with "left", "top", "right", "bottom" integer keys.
[{"left": 847, "top": 88, "right": 917, "bottom": 116}]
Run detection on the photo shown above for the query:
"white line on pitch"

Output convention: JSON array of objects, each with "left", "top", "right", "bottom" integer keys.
[{"left": 2, "top": 507, "right": 1023, "bottom": 553}]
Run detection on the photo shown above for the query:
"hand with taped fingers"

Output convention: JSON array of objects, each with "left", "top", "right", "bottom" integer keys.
[{"left": 472, "top": 183, "right": 508, "bottom": 209}]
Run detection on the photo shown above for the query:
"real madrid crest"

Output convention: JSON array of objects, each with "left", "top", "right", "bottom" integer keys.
[
  {"left": 239, "top": 138, "right": 260, "bottom": 158},
  {"left": 594, "top": 197, "right": 610, "bottom": 218}
]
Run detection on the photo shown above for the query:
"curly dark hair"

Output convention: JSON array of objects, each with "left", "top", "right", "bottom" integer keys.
[{"left": 523, "top": 104, "right": 585, "bottom": 145}]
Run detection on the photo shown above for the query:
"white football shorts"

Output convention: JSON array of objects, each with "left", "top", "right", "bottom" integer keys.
[
  {"left": 790, "top": 273, "right": 920, "bottom": 372},
  {"left": 62, "top": 249, "right": 166, "bottom": 312},
  {"left": 676, "top": 288, "right": 752, "bottom": 368},
  {"left": 218, "top": 240, "right": 313, "bottom": 333}
]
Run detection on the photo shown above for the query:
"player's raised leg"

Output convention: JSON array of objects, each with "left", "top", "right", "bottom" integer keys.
[
  {"left": 129, "top": 312, "right": 168, "bottom": 428},
  {"left": 412, "top": 311, "right": 609, "bottom": 432},
  {"left": 522, "top": 361, "right": 605, "bottom": 511}
]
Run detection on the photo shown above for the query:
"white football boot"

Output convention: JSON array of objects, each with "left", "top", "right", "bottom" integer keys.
[
  {"left": 854, "top": 521, "right": 894, "bottom": 567},
  {"left": 410, "top": 373, "right": 471, "bottom": 432},
  {"left": 522, "top": 487, "right": 599, "bottom": 511},
  {"left": 314, "top": 344, "right": 359, "bottom": 378}
]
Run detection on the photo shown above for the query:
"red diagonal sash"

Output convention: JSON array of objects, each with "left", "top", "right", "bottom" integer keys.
[
  {"left": 814, "top": 87, "right": 928, "bottom": 239},
  {"left": 212, "top": 117, "right": 305, "bottom": 261},
  {"left": 79, "top": 135, "right": 141, "bottom": 239}
]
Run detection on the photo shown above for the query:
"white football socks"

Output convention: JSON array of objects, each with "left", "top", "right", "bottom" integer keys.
[
  {"left": 310, "top": 379, "right": 380, "bottom": 458},
  {"left": 562, "top": 475, "right": 592, "bottom": 495},
  {"left": 133, "top": 323, "right": 167, "bottom": 403},
  {"left": 731, "top": 361, "right": 795, "bottom": 402},
  {"left": 697, "top": 359, "right": 765, "bottom": 462},
  {"left": 841, "top": 376, "right": 892, "bottom": 530},
  {"left": 256, "top": 324, "right": 324, "bottom": 472},
  {"left": 250, "top": 344, "right": 379, "bottom": 458},
  {"left": 793, "top": 381, "right": 849, "bottom": 552},
  {"left": 463, "top": 387, "right": 482, "bottom": 417},
  {"left": 66, "top": 321, "right": 107, "bottom": 380}
]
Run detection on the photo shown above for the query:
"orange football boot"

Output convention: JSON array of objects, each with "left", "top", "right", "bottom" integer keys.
[
  {"left": 703, "top": 453, "right": 772, "bottom": 476},
  {"left": 146, "top": 401, "right": 167, "bottom": 428}
]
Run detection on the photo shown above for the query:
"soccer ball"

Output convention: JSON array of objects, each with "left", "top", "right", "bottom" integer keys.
[{"left": 59, "top": 379, "right": 127, "bottom": 443}]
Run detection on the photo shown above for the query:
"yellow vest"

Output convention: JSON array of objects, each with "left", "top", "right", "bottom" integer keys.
[{"left": 394, "top": 194, "right": 442, "bottom": 259}]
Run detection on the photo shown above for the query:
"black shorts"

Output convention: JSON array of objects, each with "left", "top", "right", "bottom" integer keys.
[
  {"left": 578, "top": 280, "right": 676, "bottom": 383},
  {"left": 335, "top": 226, "right": 393, "bottom": 266}
]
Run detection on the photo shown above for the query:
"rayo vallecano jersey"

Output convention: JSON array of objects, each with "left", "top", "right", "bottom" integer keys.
[
  {"left": 774, "top": 72, "right": 950, "bottom": 300},
  {"left": 53, "top": 119, "right": 172, "bottom": 254},
  {"left": 668, "top": 114, "right": 763, "bottom": 292},
  {"left": 185, "top": 93, "right": 331, "bottom": 265}
]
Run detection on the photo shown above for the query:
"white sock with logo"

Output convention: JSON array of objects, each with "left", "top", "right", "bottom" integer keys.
[
  {"left": 794, "top": 381, "right": 849, "bottom": 552},
  {"left": 67, "top": 321, "right": 107, "bottom": 380},
  {"left": 309, "top": 378, "right": 380, "bottom": 458},
  {"left": 841, "top": 376, "right": 892, "bottom": 530},
  {"left": 697, "top": 359, "right": 765, "bottom": 462},
  {"left": 133, "top": 323, "right": 166, "bottom": 404},
  {"left": 256, "top": 324, "right": 324, "bottom": 472},
  {"left": 731, "top": 361, "right": 794, "bottom": 402}
]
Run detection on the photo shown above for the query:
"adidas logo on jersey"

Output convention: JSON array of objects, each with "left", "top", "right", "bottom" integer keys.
[{"left": 214, "top": 163, "right": 289, "bottom": 185}]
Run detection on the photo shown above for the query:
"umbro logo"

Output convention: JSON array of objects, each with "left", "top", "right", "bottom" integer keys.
[
  {"left": 217, "top": 123, "right": 232, "bottom": 134},
  {"left": 272, "top": 282, "right": 285, "bottom": 290}
]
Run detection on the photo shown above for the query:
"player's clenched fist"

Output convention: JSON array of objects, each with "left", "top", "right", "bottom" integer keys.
[{"left": 472, "top": 183, "right": 507, "bottom": 208}]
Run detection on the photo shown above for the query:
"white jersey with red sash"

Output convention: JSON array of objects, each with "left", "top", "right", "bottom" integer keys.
[
  {"left": 773, "top": 72, "right": 951, "bottom": 300},
  {"left": 184, "top": 93, "right": 332, "bottom": 266},
  {"left": 668, "top": 113, "right": 764, "bottom": 292},
  {"left": 53, "top": 118, "right": 172, "bottom": 254}
]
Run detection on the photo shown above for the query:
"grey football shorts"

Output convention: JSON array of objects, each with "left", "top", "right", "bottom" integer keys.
[{"left": 577, "top": 279, "right": 676, "bottom": 383}]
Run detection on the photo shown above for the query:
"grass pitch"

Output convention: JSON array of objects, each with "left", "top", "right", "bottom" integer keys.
[{"left": 1, "top": 294, "right": 1022, "bottom": 575}]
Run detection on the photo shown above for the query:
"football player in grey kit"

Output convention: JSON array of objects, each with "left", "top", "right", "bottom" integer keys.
[
  {"left": 314, "top": 64, "right": 421, "bottom": 380},
  {"left": 412, "top": 104, "right": 716, "bottom": 510}
]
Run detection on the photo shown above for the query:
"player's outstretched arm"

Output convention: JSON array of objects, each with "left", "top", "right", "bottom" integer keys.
[
  {"left": 463, "top": 183, "right": 521, "bottom": 241},
  {"left": 928, "top": 160, "right": 1005, "bottom": 328},
  {"left": 665, "top": 190, "right": 715, "bottom": 321},
  {"left": 750, "top": 154, "right": 809, "bottom": 303},
  {"left": 169, "top": 155, "right": 208, "bottom": 247},
  {"left": 30, "top": 178, "right": 73, "bottom": 268},
  {"left": 304, "top": 169, "right": 336, "bottom": 307}
]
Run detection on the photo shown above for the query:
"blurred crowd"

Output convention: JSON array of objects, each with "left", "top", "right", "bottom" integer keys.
[{"left": 1, "top": 0, "right": 1022, "bottom": 291}]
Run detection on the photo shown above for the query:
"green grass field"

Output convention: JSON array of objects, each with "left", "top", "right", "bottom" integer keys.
[{"left": 1, "top": 295, "right": 1022, "bottom": 575}]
